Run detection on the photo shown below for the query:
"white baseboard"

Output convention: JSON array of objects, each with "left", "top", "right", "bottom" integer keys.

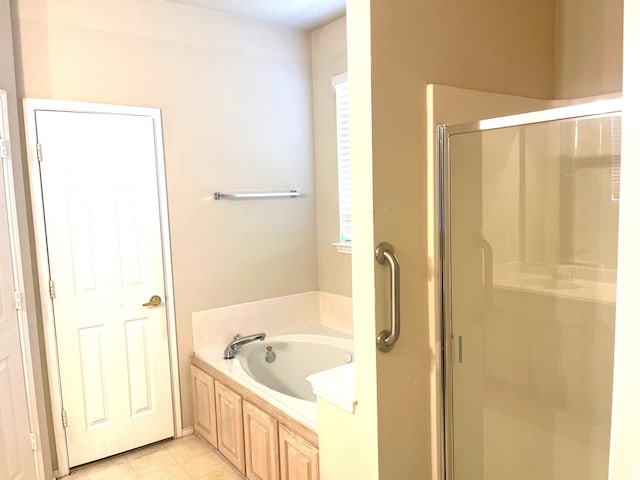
[{"left": 182, "top": 426, "right": 194, "bottom": 437}]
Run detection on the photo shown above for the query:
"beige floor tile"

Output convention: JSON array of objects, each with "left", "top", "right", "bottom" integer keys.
[
  {"left": 60, "top": 472, "right": 89, "bottom": 480},
  {"left": 125, "top": 441, "right": 169, "bottom": 461},
  {"left": 166, "top": 437, "right": 212, "bottom": 463},
  {"left": 63, "top": 436, "right": 224, "bottom": 480},
  {"left": 136, "top": 464, "right": 192, "bottom": 480},
  {"left": 163, "top": 435, "right": 196, "bottom": 447},
  {"left": 86, "top": 462, "right": 138, "bottom": 480},
  {"left": 74, "top": 455, "right": 129, "bottom": 476},
  {"left": 197, "top": 470, "right": 244, "bottom": 480},
  {"left": 180, "top": 451, "right": 232, "bottom": 479},
  {"left": 128, "top": 449, "right": 179, "bottom": 477}
]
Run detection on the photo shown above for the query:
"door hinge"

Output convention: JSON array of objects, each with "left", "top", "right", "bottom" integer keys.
[
  {"left": 61, "top": 409, "right": 68, "bottom": 428},
  {"left": 14, "top": 290, "right": 23, "bottom": 310},
  {"left": 0, "top": 139, "right": 8, "bottom": 160},
  {"left": 36, "top": 143, "right": 43, "bottom": 162},
  {"left": 452, "top": 335, "right": 463, "bottom": 364},
  {"left": 30, "top": 433, "right": 37, "bottom": 451},
  {"left": 49, "top": 280, "right": 56, "bottom": 299}
]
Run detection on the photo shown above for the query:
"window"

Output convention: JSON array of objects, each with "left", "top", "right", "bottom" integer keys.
[
  {"left": 333, "top": 73, "right": 351, "bottom": 252},
  {"left": 611, "top": 115, "right": 621, "bottom": 202}
]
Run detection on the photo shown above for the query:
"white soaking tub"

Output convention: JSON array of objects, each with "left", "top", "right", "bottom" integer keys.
[{"left": 195, "top": 333, "right": 354, "bottom": 429}]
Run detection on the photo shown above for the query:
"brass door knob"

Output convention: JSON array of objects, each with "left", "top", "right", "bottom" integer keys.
[{"left": 143, "top": 295, "right": 162, "bottom": 307}]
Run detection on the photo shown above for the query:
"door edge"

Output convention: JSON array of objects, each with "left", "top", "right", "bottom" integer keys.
[{"left": 1, "top": 90, "right": 47, "bottom": 479}]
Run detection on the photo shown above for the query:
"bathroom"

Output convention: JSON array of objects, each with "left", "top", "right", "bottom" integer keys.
[{"left": 1, "top": 0, "right": 640, "bottom": 479}]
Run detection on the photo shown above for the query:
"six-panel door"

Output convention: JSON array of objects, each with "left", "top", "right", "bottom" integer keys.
[{"left": 35, "top": 110, "right": 174, "bottom": 466}]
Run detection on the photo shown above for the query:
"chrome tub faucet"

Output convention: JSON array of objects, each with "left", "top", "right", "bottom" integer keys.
[{"left": 223, "top": 332, "right": 266, "bottom": 359}]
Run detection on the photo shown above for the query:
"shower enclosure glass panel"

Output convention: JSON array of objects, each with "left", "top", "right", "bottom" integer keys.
[{"left": 441, "top": 102, "right": 621, "bottom": 480}]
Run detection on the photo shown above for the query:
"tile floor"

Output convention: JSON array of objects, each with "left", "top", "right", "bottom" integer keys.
[{"left": 60, "top": 435, "right": 244, "bottom": 480}]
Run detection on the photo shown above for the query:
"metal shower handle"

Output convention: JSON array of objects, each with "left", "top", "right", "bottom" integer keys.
[
  {"left": 375, "top": 242, "right": 400, "bottom": 352},
  {"left": 476, "top": 231, "right": 493, "bottom": 312}
]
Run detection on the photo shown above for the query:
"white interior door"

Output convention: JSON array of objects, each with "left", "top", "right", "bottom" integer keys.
[
  {"left": 34, "top": 108, "right": 174, "bottom": 467},
  {"left": 0, "top": 91, "right": 38, "bottom": 480}
]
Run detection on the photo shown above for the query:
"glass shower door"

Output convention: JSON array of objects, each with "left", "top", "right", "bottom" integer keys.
[{"left": 442, "top": 101, "right": 621, "bottom": 480}]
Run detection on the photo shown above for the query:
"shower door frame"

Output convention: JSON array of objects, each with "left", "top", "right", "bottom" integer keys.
[{"left": 438, "top": 97, "right": 623, "bottom": 480}]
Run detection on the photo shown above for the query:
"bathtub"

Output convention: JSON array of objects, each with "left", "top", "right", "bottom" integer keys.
[{"left": 195, "top": 333, "right": 354, "bottom": 429}]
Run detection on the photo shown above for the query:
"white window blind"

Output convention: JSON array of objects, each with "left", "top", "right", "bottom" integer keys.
[
  {"left": 333, "top": 73, "right": 351, "bottom": 243},
  {"left": 611, "top": 115, "right": 621, "bottom": 202}
]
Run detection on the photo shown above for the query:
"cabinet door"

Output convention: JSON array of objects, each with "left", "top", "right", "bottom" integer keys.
[
  {"left": 279, "top": 426, "right": 319, "bottom": 480},
  {"left": 243, "top": 400, "right": 279, "bottom": 480},
  {"left": 191, "top": 365, "right": 217, "bottom": 447},
  {"left": 215, "top": 380, "right": 245, "bottom": 473}
]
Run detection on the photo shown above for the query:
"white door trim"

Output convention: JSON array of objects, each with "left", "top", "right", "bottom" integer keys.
[
  {"left": 1, "top": 90, "right": 46, "bottom": 479},
  {"left": 23, "top": 99, "right": 182, "bottom": 476}
]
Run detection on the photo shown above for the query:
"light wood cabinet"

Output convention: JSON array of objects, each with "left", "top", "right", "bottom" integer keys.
[
  {"left": 243, "top": 400, "right": 279, "bottom": 480},
  {"left": 279, "top": 425, "right": 319, "bottom": 480},
  {"left": 190, "top": 358, "right": 319, "bottom": 479},
  {"left": 215, "top": 379, "right": 246, "bottom": 474},
  {"left": 191, "top": 365, "right": 217, "bottom": 447}
]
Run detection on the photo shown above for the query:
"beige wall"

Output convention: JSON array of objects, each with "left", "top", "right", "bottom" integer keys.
[
  {"left": 13, "top": 0, "right": 318, "bottom": 430},
  {"left": 311, "top": 16, "right": 351, "bottom": 297},
  {"left": 555, "top": 0, "right": 623, "bottom": 98}
]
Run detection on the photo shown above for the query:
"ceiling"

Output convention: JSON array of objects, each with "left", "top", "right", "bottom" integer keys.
[{"left": 164, "top": 0, "right": 346, "bottom": 30}]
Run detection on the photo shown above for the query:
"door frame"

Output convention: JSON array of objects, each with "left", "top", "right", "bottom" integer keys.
[
  {"left": 24, "top": 99, "right": 182, "bottom": 476},
  {"left": 1, "top": 90, "right": 46, "bottom": 479},
  {"left": 438, "top": 97, "right": 623, "bottom": 480}
]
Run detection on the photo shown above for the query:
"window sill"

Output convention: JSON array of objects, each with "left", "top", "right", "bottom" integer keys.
[{"left": 333, "top": 242, "right": 352, "bottom": 254}]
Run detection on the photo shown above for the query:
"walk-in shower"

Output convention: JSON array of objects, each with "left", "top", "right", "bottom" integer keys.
[{"left": 440, "top": 99, "right": 622, "bottom": 480}]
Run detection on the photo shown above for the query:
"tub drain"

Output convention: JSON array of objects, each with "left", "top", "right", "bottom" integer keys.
[{"left": 265, "top": 346, "right": 276, "bottom": 363}]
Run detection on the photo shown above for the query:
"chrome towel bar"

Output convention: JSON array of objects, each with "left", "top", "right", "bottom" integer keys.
[
  {"left": 214, "top": 190, "right": 300, "bottom": 200},
  {"left": 375, "top": 242, "right": 400, "bottom": 352}
]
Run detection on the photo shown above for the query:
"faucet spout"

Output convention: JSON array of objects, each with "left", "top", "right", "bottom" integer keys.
[{"left": 223, "top": 333, "right": 266, "bottom": 359}]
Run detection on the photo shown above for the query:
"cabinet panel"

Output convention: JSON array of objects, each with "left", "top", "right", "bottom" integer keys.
[
  {"left": 191, "top": 365, "right": 217, "bottom": 447},
  {"left": 243, "top": 400, "right": 279, "bottom": 480},
  {"left": 279, "top": 425, "right": 318, "bottom": 480},
  {"left": 215, "top": 380, "right": 245, "bottom": 473}
]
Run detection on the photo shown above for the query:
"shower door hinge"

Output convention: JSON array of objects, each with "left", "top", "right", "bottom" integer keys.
[
  {"left": 61, "top": 409, "right": 68, "bottom": 428},
  {"left": 14, "top": 290, "right": 23, "bottom": 310},
  {"left": 49, "top": 280, "right": 56, "bottom": 299},
  {"left": 452, "top": 335, "right": 463, "bottom": 364},
  {"left": 0, "top": 139, "right": 8, "bottom": 160},
  {"left": 36, "top": 143, "right": 43, "bottom": 162},
  {"left": 30, "top": 433, "right": 37, "bottom": 451}
]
